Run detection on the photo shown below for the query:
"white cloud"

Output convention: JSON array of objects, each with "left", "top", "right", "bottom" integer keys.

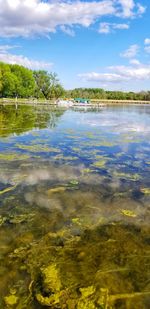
[
  {"left": 117, "top": 0, "right": 135, "bottom": 17},
  {"left": 144, "top": 38, "right": 150, "bottom": 53},
  {"left": 137, "top": 3, "right": 146, "bottom": 15},
  {"left": 120, "top": 44, "right": 139, "bottom": 58},
  {"left": 0, "top": 44, "right": 20, "bottom": 53},
  {"left": 60, "top": 25, "right": 75, "bottom": 37},
  {"left": 99, "top": 22, "right": 110, "bottom": 34},
  {"left": 78, "top": 63, "right": 150, "bottom": 84},
  {"left": 113, "top": 23, "right": 129, "bottom": 30},
  {"left": 129, "top": 59, "right": 141, "bottom": 65},
  {"left": 117, "top": 0, "right": 146, "bottom": 17},
  {"left": 145, "top": 46, "right": 150, "bottom": 54},
  {"left": 0, "top": 0, "right": 146, "bottom": 38},
  {"left": 0, "top": 51, "right": 53, "bottom": 70},
  {"left": 79, "top": 72, "right": 123, "bottom": 82},
  {"left": 144, "top": 38, "right": 150, "bottom": 45},
  {"left": 99, "top": 22, "right": 129, "bottom": 34}
]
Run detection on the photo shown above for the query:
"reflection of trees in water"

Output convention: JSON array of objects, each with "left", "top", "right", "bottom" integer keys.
[{"left": 0, "top": 105, "right": 65, "bottom": 136}]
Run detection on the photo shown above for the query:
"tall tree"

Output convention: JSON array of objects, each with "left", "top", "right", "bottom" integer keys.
[
  {"left": 0, "top": 62, "right": 35, "bottom": 98},
  {"left": 11, "top": 64, "right": 35, "bottom": 97},
  {"left": 33, "top": 70, "right": 64, "bottom": 99}
]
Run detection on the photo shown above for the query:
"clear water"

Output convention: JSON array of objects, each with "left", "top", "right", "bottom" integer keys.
[{"left": 0, "top": 104, "right": 150, "bottom": 308}]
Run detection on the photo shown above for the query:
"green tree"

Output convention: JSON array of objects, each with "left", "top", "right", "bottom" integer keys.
[
  {"left": 33, "top": 70, "right": 64, "bottom": 99},
  {"left": 33, "top": 70, "right": 50, "bottom": 98},
  {"left": 0, "top": 62, "right": 35, "bottom": 98},
  {"left": 11, "top": 64, "right": 35, "bottom": 97}
]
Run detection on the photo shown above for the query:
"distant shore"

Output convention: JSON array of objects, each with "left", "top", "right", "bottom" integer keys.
[{"left": 0, "top": 98, "right": 150, "bottom": 106}]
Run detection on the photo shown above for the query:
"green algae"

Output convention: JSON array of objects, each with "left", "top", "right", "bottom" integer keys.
[
  {"left": 16, "top": 143, "right": 61, "bottom": 153},
  {"left": 0, "top": 185, "right": 17, "bottom": 195},
  {"left": 23, "top": 222, "right": 149, "bottom": 308},
  {"left": 72, "top": 147, "right": 81, "bottom": 152},
  {"left": 80, "top": 286, "right": 95, "bottom": 298},
  {"left": 92, "top": 159, "right": 107, "bottom": 168},
  {"left": 4, "top": 295, "right": 19, "bottom": 306},
  {"left": 0, "top": 105, "right": 150, "bottom": 309},
  {"left": 121, "top": 138, "right": 142, "bottom": 144},
  {"left": 47, "top": 186, "right": 67, "bottom": 195},
  {"left": 0, "top": 153, "right": 30, "bottom": 161},
  {"left": 121, "top": 209, "right": 137, "bottom": 218},
  {"left": 72, "top": 217, "right": 81, "bottom": 225},
  {"left": 141, "top": 187, "right": 150, "bottom": 194},
  {"left": 0, "top": 215, "right": 6, "bottom": 226},
  {"left": 77, "top": 286, "right": 96, "bottom": 309},
  {"left": 113, "top": 171, "right": 140, "bottom": 181},
  {"left": 35, "top": 264, "right": 62, "bottom": 306},
  {"left": 8, "top": 213, "right": 35, "bottom": 224},
  {"left": 99, "top": 141, "right": 117, "bottom": 147},
  {"left": 53, "top": 155, "right": 78, "bottom": 161},
  {"left": 69, "top": 180, "right": 79, "bottom": 186},
  {"left": 86, "top": 132, "right": 95, "bottom": 139},
  {"left": 0, "top": 213, "right": 35, "bottom": 226},
  {"left": 1, "top": 217, "right": 149, "bottom": 309},
  {"left": 41, "top": 264, "right": 61, "bottom": 292},
  {"left": 47, "top": 181, "right": 79, "bottom": 196},
  {"left": 82, "top": 168, "right": 93, "bottom": 174}
]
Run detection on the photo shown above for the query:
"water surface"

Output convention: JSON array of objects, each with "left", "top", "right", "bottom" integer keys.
[{"left": 0, "top": 104, "right": 150, "bottom": 308}]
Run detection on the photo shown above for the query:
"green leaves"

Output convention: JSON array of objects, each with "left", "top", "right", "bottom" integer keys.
[
  {"left": 33, "top": 70, "right": 64, "bottom": 99},
  {"left": 0, "top": 62, "right": 64, "bottom": 99},
  {"left": 0, "top": 62, "right": 35, "bottom": 98}
]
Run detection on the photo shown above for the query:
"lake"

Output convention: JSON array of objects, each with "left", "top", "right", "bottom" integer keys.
[{"left": 0, "top": 104, "right": 150, "bottom": 308}]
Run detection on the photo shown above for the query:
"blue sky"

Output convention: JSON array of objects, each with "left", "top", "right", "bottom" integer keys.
[{"left": 0, "top": 0, "right": 150, "bottom": 91}]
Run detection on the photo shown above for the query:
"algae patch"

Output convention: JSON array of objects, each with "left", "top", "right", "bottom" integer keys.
[
  {"left": 35, "top": 264, "right": 62, "bottom": 307},
  {"left": 141, "top": 187, "right": 150, "bottom": 194},
  {"left": 16, "top": 143, "right": 61, "bottom": 153},
  {"left": 47, "top": 186, "right": 67, "bottom": 195},
  {"left": 0, "top": 185, "right": 17, "bottom": 195},
  {"left": 0, "top": 153, "right": 30, "bottom": 161},
  {"left": 92, "top": 159, "right": 107, "bottom": 168},
  {"left": 121, "top": 209, "right": 137, "bottom": 217},
  {"left": 4, "top": 295, "right": 18, "bottom": 306}
]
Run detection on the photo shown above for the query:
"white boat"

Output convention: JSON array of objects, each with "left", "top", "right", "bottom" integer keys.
[{"left": 56, "top": 99, "right": 73, "bottom": 107}]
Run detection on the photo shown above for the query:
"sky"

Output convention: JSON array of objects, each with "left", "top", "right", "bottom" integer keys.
[{"left": 0, "top": 0, "right": 150, "bottom": 91}]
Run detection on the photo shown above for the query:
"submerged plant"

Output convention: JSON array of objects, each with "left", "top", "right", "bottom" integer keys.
[
  {"left": 140, "top": 187, "right": 150, "bottom": 194},
  {"left": 121, "top": 209, "right": 137, "bottom": 217},
  {"left": 35, "top": 264, "right": 62, "bottom": 307},
  {"left": 92, "top": 159, "right": 107, "bottom": 168},
  {"left": 0, "top": 185, "right": 17, "bottom": 196},
  {"left": 4, "top": 295, "right": 19, "bottom": 306}
]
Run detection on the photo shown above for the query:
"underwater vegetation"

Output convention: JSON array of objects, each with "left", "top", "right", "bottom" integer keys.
[
  {"left": 0, "top": 105, "right": 150, "bottom": 308},
  {"left": 1, "top": 215, "right": 150, "bottom": 308}
]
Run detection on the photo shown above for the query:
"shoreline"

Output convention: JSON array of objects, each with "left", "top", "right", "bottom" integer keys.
[{"left": 0, "top": 98, "right": 150, "bottom": 106}]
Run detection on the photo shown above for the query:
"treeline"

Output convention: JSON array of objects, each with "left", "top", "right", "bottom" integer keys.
[
  {"left": 1, "top": 62, "right": 150, "bottom": 101},
  {"left": 66, "top": 88, "right": 150, "bottom": 101},
  {"left": 0, "top": 62, "right": 64, "bottom": 99}
]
